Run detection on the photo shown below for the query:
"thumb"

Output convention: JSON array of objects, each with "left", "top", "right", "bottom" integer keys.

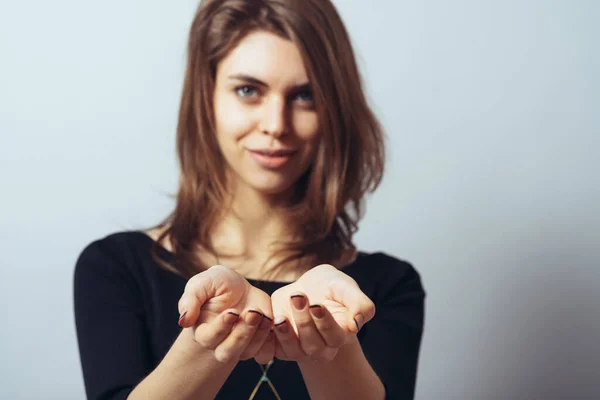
[
  {"left": 348, "top": 292, "right": 376, "bottom": 333},
  {"left": 270, "top": 288, "right": 294, "bottom": 331},
  {"left": 331, "top": 279, "right": 376, "bottom": 333},
  {"left": 177, "top": 265, "right": 223, "bottom": 328}
]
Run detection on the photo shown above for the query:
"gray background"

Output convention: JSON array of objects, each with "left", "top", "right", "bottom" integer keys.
[{"left": 1, "top": 0, "right": 598, "bottom": 398}]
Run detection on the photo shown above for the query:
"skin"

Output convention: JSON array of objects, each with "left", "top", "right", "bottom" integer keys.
[
  {"left": 213, "top": 30, "right": 321, "bottom": 197},
  {"left": 179, "top": 28, "right": 377, "bottom": 362},
  {"left": 269, "top": 264, "right": 375, "bottom": 362},
  {"left": 139, "top": 30, "right": 385, "bottom": 400}
]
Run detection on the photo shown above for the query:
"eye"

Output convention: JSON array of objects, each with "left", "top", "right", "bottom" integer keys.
[
  {"left": 292, "top": 90, "right": 313, "bottom": 103},
  {"left": 235, "top": 85, "right": 260, "bottom": 98}
]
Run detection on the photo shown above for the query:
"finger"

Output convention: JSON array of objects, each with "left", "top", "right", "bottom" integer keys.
[
  {"left": 238, "top": 286, "right": 274, "bottom": 360},
  {"left": 254, "top": 329, "right": 276, "bottom": 365},
  {"left": 308, "top": 304, "right": 346, "bottom": 348},
  {"left": 177, "top": 269, "right": 219, "bottom": 328},
  {"left": 289, "top": 293, "right": 326, "bottom": 356},
  {"left": 178, "top": 295, "right": 201, "bottom": 328},
  {"left": 347, "top": 292, "right": 376, "bottom": 333},
  {"left": 272, "top": 316, "right": 303, "bottom": 360},
  {"left": 239, "top": 312, "right": 273, "bottom": 360},
  {"left": 193, "top": 309, "right": 239, "bottom": 349},
  {"left": 331, "top": 279, "right": 376, "bottom": 333},
  {"left": 213, "top": 309, "right": 263, "bottom": 363}
]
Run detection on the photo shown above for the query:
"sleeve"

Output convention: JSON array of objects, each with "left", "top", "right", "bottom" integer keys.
[
  {"left": 358, "top": 260, "right": 426, "bottom": 400},
  {"left": 73, "top": 239, "right": 153, "bottom": 400}
]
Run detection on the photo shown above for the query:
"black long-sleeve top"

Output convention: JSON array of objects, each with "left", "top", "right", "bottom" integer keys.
[{"left": 74, "top": 231, "right": 425, "bottom": 399}]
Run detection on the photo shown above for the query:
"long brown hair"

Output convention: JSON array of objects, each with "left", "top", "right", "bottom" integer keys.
[{"left": 152, "top": 0, "right": 385, "bottom": 280}]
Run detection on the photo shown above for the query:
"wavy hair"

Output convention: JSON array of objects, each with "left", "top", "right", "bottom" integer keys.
[{"left": 152, "top": 0, "right": 385, "bottom": 279}]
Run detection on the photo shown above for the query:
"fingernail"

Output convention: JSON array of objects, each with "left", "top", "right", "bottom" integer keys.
[
  {"left": 246, "top": 310, "right": 263, "bottom": 326},
  {"left": 309, "top": 305, "right": 325, "bottom": 319},
  {"left": 291, "top": 294, "right": 307, "bottom": 310},
  {"left": 275, "top": 319, "right": 289, "bottom": 334},
  {"left": 259, "top": 316, "right": 272, "bottom": 330},
  {"left": 354, "top": 314, "right": 365, "bottom": 331},
  {"left": 178, "top": 311, "right": 187, "bottom": 327},
  {"left": 224, "top": 311, "right": 239, "bottom": 325}
]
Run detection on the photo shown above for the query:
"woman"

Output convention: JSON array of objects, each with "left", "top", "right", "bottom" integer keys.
[{"left": 74, "top": 0, "right": 426, "bottom": 399}]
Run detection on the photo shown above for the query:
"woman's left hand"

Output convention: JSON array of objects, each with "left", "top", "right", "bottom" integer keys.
[{"left": 269, "top": 264, "right": 375, "bottom": 362}]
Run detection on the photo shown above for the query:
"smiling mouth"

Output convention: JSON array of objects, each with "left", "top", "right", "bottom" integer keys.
[
  {"left": 247, "top": 149, "right": 297, "bottom": 169},
  {"left": 250, "top": 149, "right": 297, "bottom": 157}
]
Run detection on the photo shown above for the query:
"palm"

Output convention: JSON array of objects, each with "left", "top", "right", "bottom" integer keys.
[
  {"left": 318, "top": 298, "right": 351, "bottom": 328},
  {"left": 272, "top": 264, "right": 359, "bottom": 332},
  {"left": 196, "top": 266, "right": 266, "bottom": 325}
]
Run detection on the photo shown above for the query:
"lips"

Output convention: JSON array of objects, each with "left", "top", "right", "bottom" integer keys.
[
  {"left": 250, "top": 149, "right": 297, "bottom": 156},
  {"left": 247, "top": 148, "right": 297, "bottom": 169}
]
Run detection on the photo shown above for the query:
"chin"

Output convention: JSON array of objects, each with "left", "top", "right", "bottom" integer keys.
[
  {"left": 238, "top": 168, "right": 305, "bottom": 196},
  {"left": 248, "top": 178, "right": 296, "bottom": 196}
]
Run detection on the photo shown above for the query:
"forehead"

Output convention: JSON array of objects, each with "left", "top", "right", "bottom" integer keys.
[{"left": 216, "top": 30, "right": 309, "bottom": 86}]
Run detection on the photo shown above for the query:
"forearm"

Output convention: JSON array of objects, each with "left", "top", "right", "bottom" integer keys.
[
  {"left": 128, "top": 328, "right": 236, "bottom": 400},
  {"left": 297, "top": 336, "right": 385, "bottom": 400}
]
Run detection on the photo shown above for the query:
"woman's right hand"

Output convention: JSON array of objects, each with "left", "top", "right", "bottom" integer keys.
[{"left": 177, "top": 265, "right": 275, "bottom": 364}]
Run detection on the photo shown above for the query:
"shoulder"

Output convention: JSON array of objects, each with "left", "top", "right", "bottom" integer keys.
[
  {"left": 76, "top": 230, "right": 151, "bottom": 261},
  {"left": 347, "top": 251, "right": 426, "bottom": 302},
  {"left": 73, "top": 232, "right": 153, "bottom": 322},
  {"left": 350, "top": 251, "right": 422, "bottom": 284},
  {"left": 74, "top": 230, "right": 154, "bottom": 282}
]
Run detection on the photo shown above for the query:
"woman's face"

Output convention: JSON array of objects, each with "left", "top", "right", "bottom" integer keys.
[{"left": 213, "top": 30, "right": 320, "bottom": 196}]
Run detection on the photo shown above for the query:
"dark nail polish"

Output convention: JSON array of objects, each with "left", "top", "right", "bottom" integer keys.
[
  {"left": 246, "top": 310, "right": 264, "bottom": 326},
  {"left": 309, "top": 305, "right": 325, "bottom": 319},
  {"left": 178, "top": 311, "right": 187, "bottom": 327},
  {"left": 224, "top": 312, "right": 239, "bottom": 324},
  {"left": 275, "top": 320, "right": 289, "bottom": 334},
  {"left": 291, "top": 294, "right": 307, "bottom": 310},
  {"left": 354, "top": 314, "right": 365, "bottom": 331},
  {"left": 259, "top": 316, "right": 272, "bottom": 330}
]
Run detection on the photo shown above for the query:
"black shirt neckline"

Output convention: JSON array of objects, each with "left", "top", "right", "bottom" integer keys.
[{"left": 132, "top": 230, "right": 366, "bottom": 285}]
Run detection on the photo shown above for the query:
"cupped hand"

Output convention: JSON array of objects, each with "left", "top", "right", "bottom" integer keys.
[
  {"left": 177, "top": 265, "right": 275, "bottom": 364},
  {"left": 268, "top": 264, "right": 375, "bottom": 362}
]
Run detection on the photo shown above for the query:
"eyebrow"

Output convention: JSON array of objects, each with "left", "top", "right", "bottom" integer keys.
[{"left": 228, "top": 73, "right": 311, "bottom": 91}]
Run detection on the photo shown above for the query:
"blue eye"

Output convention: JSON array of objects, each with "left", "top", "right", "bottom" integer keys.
[
  {"left": 236, "top": 85, "right": 259, "bottom": 98},
  {"left": 293, "top": 90, "right": 313, "bottom": 102}
]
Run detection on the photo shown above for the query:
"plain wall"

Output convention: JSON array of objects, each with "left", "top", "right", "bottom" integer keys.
[{"left": 1, "top": 0, "right": 598, "bottom": 398}]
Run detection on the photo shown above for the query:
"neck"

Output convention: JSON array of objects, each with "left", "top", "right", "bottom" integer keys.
[{"left": 210, "top": 180, "right": 295, "bottom": 260}]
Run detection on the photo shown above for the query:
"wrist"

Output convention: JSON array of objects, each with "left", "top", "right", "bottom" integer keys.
[
  {"left": 296, "top": 335, "right": 385, "bottom": 400},
  {"left": 297, "top": 334, "right": 360, "bottom": 368},
  {"left": 167, "top": 328, "right": 238, "bottom": 368},
  {"left": 133, "top": 327, "right": 239, "bottom": 400}
]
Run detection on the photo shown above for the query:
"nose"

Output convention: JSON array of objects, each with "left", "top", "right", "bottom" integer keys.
[{"left": 259, "top": 96, "right": 287, "bottom": 138}]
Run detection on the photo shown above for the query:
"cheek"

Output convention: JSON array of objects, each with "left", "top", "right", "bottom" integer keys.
[
  {"left": 291, "top": 113, "right": 320, "bottom": 167},
  {"left": 292, "top": 112, "right": 320, "bottom": 142},
  {"left": 215, "top": 94, "right": 254, "bottom": 142}
]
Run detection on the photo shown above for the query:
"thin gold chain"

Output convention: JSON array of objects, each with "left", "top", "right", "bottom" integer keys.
[
  {"left": 248, "top": 359, "right": 282, "bottom": 400},
  {"left": 212, "top": 254, "right": 281, "bottom": 399}
]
